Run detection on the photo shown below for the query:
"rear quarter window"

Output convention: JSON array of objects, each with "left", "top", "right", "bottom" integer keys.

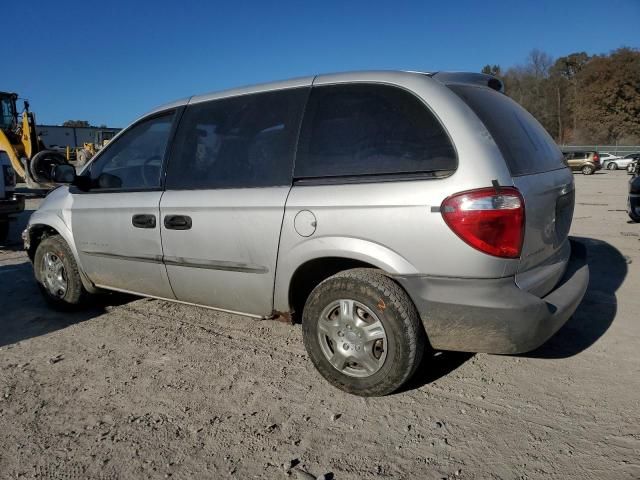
[
  {"left": 448, "top": 84, "right": 565, "bottom": 176},
  {"left": 295, "top": 83, "right": 457, "bottom": 179}
]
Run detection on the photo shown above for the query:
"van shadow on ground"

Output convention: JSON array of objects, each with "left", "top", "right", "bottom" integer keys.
[
  {"left": 522, "top": 236, "right": 627, "bottom": 359},
  {"left": 0, "top": 260, "right": 133, "bottom": 348},
  {"left": 0, "top": 207, "right": 132, "bottom": 348},
  {"left": 403, "top": 236, "right": 627, "bottom": 391}
]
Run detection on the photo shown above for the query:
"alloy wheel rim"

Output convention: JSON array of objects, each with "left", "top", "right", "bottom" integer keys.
[
  {"left": 317, "top": 299, "right": 387, "bottom": 378},
  {"left": 42, "top": 252, "right": 67, "bottom": 298}
]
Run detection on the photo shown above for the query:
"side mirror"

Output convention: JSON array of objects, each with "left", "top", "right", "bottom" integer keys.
[{"left": 51, "top": 164, "right": 76, "bottom": 183}]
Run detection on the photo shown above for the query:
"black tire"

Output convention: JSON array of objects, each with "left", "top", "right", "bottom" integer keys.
[
  {"left": 76, "top": 149, "right": 91, "bottom": 166},
  {"left": 607, "top": 162, "right": 617, "bottom": 170},
  {"left": 629, "top": 210, "right": 640, "bottom": 223},
  {"left": 582, "top": 165, "right": 594, "bottom": 175},
  {"left": 0, "top": 221, "right": 9, "bottom": 244},
  {"left": 29, "top": 150, "right": 68, "bottom": 184},
  {"left": 34, "top": 235, "right": 91, "bottom": 309},
  {"left": 302, "top": 268, "right": 426, "bottom": 396}
]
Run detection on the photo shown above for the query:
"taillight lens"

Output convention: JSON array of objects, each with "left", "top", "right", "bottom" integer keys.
[
  {"left": 441, "top": 187, "right": 525, "bottom": 258},
  {"left": 593, "top": 153, "right": 600, "bottom": 164}
]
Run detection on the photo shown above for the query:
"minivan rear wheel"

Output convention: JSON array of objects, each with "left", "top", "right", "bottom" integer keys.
[
  {"left": 582, "top": 165, "right": 594, "bottom": 175},
  {"left": 302, "top": 269, "right": 425, "bottom": 396},
  {"left": 34, "top": 235, "right": 91, "bottom": 309}
]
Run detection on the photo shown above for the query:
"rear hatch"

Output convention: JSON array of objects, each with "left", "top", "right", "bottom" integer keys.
[{"left": 447, "top": 83, "right": 574, "bottom": 297}]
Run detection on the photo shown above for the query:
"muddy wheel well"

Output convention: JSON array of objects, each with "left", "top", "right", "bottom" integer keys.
[
  {"left": 288, "top": 257, "right": 379, "bottom": 323},
  {"left": 27, "top": 224, "right": 60, "bottom": 261}
]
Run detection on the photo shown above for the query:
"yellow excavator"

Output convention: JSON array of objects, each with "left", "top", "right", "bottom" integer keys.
[
  {"left": 71, "top": 130, "right": 117, "bottom": 166},
  {"left": 0, "top": 91, "right": 70, "bottom": 188}
]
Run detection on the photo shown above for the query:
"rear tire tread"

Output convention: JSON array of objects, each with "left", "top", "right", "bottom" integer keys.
[{"left": 302, "top": 268, "right": 426, "bottom": 396}]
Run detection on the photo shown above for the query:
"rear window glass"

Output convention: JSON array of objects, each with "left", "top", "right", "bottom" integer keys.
[
  {"left": 564, "top": 151, "right": 586, "bottom": 160},
  {"left": 448, "top": 84, "right": 565, "bottom": 176},
  {"left": 295, "top": 84, "right": 457, "bottom": 179}
]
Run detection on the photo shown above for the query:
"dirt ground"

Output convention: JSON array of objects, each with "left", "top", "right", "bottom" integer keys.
[{"left": 1, "top": 171, "right": 639, "bottom": 480}]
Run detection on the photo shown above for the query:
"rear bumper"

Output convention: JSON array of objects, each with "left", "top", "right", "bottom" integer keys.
[
  {"left": 0, "top": 194, "right": 25, "bottom": 217},
  {"left": 394, "top": 239, "right": 589, "bottom": 354}
]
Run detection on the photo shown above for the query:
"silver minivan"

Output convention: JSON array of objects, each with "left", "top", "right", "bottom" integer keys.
[{"left": 24, "top": 71, "right": 589, "bottom": 396}]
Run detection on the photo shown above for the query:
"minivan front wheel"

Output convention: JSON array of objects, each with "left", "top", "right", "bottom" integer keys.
[
  {"left": 34, "top": 235, "right": 91, "bottom": 309},
  {"left": 302, "top": 269, "right": 425, "bottom": 396},
  {"left": 582, "top": 165, "right": 595, "bottom": 175}
]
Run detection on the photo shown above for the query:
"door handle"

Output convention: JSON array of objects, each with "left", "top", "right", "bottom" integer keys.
[
  {"left": 132, "top": 214, "right": 156, "bottom": 229},
  {"left": 164, "top": 215, "right": 192, "bottom": 230}
]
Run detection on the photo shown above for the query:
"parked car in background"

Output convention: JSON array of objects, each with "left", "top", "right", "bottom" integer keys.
[
  {"left": 604, "top": 152, "right": 639, "bottom": 170},
  {"left": 563, "top": 151, "right": 601, "bottom": 175},
  {"left": 23, "top": 71, "right": 589, "bottom": 396},
  {"left": 628, "top": 159, "right": 639, "bottom": 175},
  {"left": 599, "top": 152, "right": 620, "bottom": 169},
  {"left": 0, "top": 151, "right": 25, "bottom": 243}
]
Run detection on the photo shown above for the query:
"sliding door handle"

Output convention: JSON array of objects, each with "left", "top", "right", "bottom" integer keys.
[
  {"left": 164, "top": 215, "right": 192, "bottom": 230},
  {"left": 132, "top": 214, "right": 156, "bottom": 229}
]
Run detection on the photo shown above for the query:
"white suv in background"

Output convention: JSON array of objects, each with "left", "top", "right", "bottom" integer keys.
[
  {"left": 604, "top": 153, "right": 638, "bottom": 170},
  {"left": 599, "top": 152, "right": 620, "bottom": 169}
]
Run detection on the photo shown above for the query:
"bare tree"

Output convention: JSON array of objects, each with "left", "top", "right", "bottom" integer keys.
[
  {"left": 486, "top": 48, "right": 640, "bottom": 144},
  {"left": 527, "top": 49, "right": 553, "bottom": 78}
]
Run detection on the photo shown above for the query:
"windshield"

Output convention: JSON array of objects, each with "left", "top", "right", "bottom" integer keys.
[{"left": 0, "top": 96, "right": 16, "bottom": 130}]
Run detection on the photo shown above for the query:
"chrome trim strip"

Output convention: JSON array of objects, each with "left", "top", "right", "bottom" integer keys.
[
  {"left": 163, "top": 256, "right": 268, "bottom": 274},
  {"left": 81, "top": 251, "right": 268, "bottom": 274},
  {"left": 93, "top": 283, "right": 266, "bottom": 319},
  {"left": 81, "top": 250, "right": 163, "bottom": 264}
]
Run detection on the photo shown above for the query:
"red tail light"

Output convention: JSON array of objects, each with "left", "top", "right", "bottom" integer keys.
[
  {"left": 593, "top": 153, "right": 600, "bottom": 164},
  {"left": 441, "top": 187, "right": 525, "bottom": 258}
]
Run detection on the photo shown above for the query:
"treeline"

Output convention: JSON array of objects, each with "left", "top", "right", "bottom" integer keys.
[
  {"left": 482, "top": 47, "right": 640, "bottom": 145},
  {"left": 62, "top": 120, "right": 107, "bottom": 128}
]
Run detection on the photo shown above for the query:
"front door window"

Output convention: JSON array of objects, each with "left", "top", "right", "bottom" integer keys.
[{"left": 88, "top": 112, "right": 174, "bottom": 190}]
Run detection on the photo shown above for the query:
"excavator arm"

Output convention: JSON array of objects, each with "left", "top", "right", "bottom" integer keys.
[
  {"left": 0, "top": 128, "right": 26, "bottom": 179},
  {"left": 0, "top": 92, "right": 69, "bottom": 188}
]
